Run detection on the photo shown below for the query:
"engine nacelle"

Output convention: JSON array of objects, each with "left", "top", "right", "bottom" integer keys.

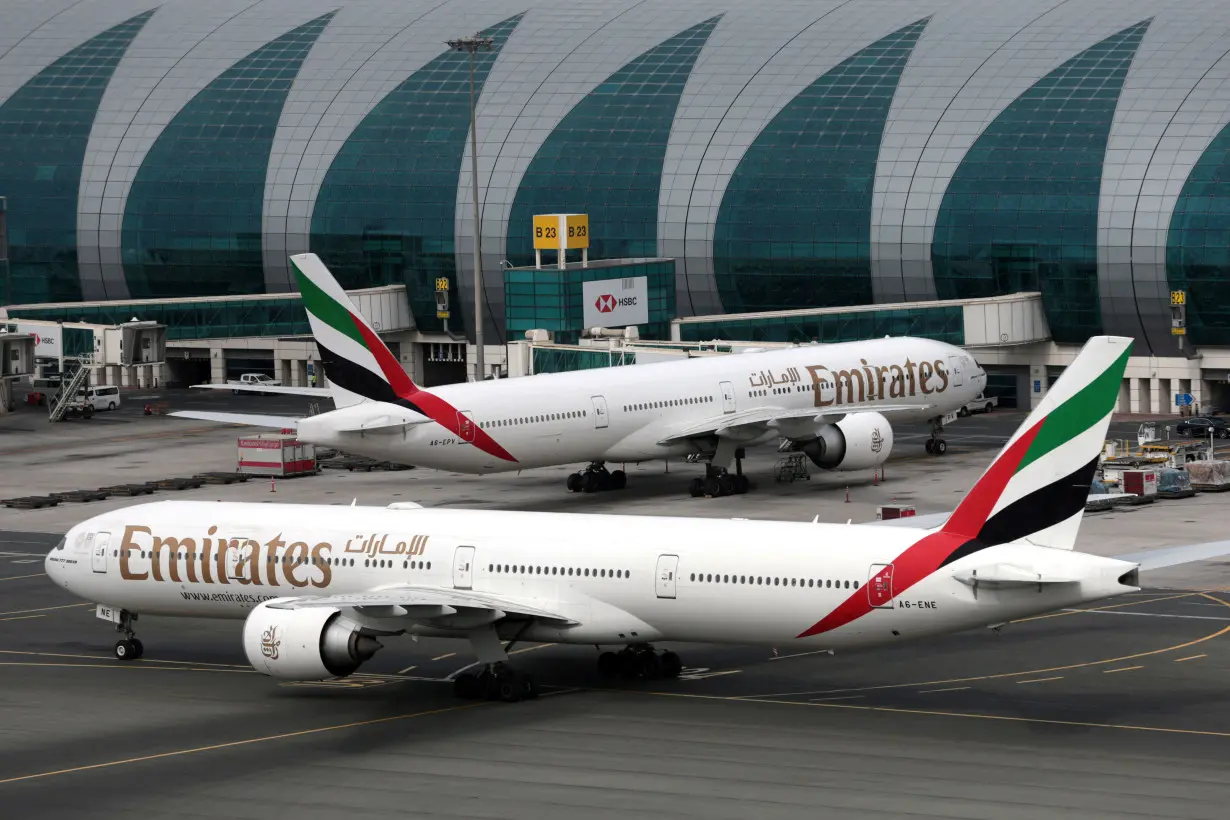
[
  {"left": 800, "top": 412, "right": 893, "bottom": 471},
  {"left": 243, "top": 600, "right": 382, "bottom": 680}
]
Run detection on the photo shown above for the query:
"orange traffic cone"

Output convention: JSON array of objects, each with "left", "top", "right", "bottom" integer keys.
[
  {"left": 270, "top": 475, "right": 276, "bottom": 493},
  {"left": 873, "top": 469, "right": 879, "bottom": 486},
  {"left": 845, "top": 486, "right": 850, "bottom": 503}
]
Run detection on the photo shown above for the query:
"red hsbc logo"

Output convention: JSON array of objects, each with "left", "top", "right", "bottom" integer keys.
[{"left": 595, "top": 294, "right": 616, "bottom": 313}]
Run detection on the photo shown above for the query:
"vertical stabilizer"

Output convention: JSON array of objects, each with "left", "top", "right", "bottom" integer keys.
[{"left": 289, "top": 253, "right": 416, "bottom": 409}]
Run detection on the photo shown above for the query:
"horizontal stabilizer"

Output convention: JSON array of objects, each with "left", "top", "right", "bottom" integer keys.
[
  {"left": 1114, "top": 540, "right": 1230, "bottom": 571},
  {"left": 951, "top": 563, "right": 1080, "bottom": 589},
  {"left": 329, "top": 410, "right": 431, "bottom": 433},
  {"left": 170, "top": 410, "right": 299, "bottom": 429},
  {"left": 191, "top": 383, "right": 331, "bottom": 397}
]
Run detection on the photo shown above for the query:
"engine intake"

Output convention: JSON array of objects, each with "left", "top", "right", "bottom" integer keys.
[
  {"left": 243, "top": 600, "right": 382, "bottom": 680},
  {"left": 800, "top": 412, "right": 893, "bottom": 471}
]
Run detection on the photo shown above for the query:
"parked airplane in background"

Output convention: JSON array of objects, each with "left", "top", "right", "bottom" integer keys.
[
  {"left": 48, "top": 336, "right": 1230, "bottom": 699},
  {"left": 175, "top": 253, "right": 988, "bottom": 497}
]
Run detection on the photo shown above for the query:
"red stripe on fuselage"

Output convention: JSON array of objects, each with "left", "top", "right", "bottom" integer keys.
[
  {"left": 347, "top": 311, "right": 517, "bottom": 463},
  {"left": 796, "top": 420, "right": 1044, "bottom": 638}
]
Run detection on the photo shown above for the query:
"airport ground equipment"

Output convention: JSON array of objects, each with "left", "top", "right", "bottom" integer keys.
[
  {"left": 773, "top": 453, "right": 810, "bottom": 483},
  {"left": 237, "top": 434, "right": 317, "bottom": 477}
]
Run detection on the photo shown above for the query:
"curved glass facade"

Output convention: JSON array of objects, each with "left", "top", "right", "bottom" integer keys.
[
  {"left": 506, "top": 17, "right": 720, "bottom": 267},
  {"left": 121, "top": 12, "right": 334, "bottom": 299},
  {"left": 1168, "top": 121, "right": 1230, "bottom": 347},
  {"left": 0, "top": 11, "right": 152, "bottom": 305},
  {"left": 931, "top": 21, "right": 1150, "bottom": 344},
  {"left": 713, "top": 19, "right": 927, "bottom": 314},
  {"left": 310, "top": 15, "right": 521, "bottom": 334}
]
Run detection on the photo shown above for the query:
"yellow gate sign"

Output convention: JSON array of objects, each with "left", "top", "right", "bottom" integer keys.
[
  {"left": 1171, "top": 290, "right": 1186, "bottom": 306},
  {"left": 434, "top": 277, "right": 449, "bottom": 291},
  {"left": 533, "top": 213, "right": 589, "bottom": 250}
]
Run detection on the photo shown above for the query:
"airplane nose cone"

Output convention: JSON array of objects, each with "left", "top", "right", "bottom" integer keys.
[{"left": 45, "top": 536, "right": 67, "bottom": 587}]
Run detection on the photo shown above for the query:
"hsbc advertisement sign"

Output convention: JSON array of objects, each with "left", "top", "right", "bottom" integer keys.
[
  {"left": 11, "top": 322, "right": 62, "bottom": 358},
  {"left": 582, "top": 277, "right": 649, "bottom": 329}
]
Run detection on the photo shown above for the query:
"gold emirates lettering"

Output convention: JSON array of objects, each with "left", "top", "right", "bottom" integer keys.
[
  {"left": 342, "top": 533, "right": 429, "bottom": 557},
  {"left": 803, "top": 358, "right": 949, "bottom": 408},
  {"left": 118, "top": 525, "right": 334, "bottom": 589}
]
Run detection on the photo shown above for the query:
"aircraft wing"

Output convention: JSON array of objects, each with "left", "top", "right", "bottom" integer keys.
[
  {"left": 1114, "top": 540, "right": 1230, "bottom": 571},
  {"left": 170, "top": 410, "right": 300, "bottom": 429},
  {"left": 658, "top": 403, "right": 938, "bottom": 444},
  {"left": 860, "top": 511, "right": 950, "bottom": 529},
  {"left": 267, "top": 585, "right": 578, "bottom": 626},
  {"left": 191, "top": 383, "right": 332, "bottom": 397}
]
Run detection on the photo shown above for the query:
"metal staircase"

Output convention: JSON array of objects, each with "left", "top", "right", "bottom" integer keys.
[{"left": 48, "top": 359, "right": 91, "bottom": 422}]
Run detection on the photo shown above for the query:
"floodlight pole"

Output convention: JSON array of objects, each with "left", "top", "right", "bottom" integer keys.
[{"left": 448, "top": 34, "right": 494, "bottom": 381}]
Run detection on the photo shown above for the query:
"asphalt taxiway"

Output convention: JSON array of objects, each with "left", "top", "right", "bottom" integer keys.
[{"left": 2, "top": 538, "right": 1229, "bottom": 818}]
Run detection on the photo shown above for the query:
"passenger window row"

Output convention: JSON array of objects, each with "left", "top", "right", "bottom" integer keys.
[
  {"left": 481, "top": 410, "right": 586, "bottom": 429},
  {"left": 489, "top": 563, "right": 629, "bottom": 580},
  {"left": 623, "top": 395, "right": 712, "bottom": 413},
  {"left": 117, "top": 547, "right": 362, "bottom": 569},
  {"left": 690, "top": 572, "right": 858, "bottom": 590}
]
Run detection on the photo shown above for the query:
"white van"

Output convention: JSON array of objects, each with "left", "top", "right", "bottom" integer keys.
[{"left": 87, "top": 385, "right": 121, "bottom": 411}]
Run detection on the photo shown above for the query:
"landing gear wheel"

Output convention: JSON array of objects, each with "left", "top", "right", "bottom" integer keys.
[
  {"left": 933, "top": 439, "right": 948, "bottom": 455},
  {"left": 597, "top": 651, "right": 621, "bottom": 678},
  {"left": 618, "top": 651, "right": 642, "bottom": 679},
  {"left": 688, "top": 478, "right": 704, "bottom": 498},
  {"left": 114, "top": 640, "right": 136, "bottom": 661},
  {"left": 639, "top": 651, "right": 663, "bottom": 680},
  {"left": 925, "top": 439, "right": 935, "bottom": 454},
  {"left": 566, "top": 473, "right": 582, "bottom": 493},
  {"left": 521, "top": 674, "right": 539, "bottom": 700},
  {"left": 453, "top": 672, "right": 481, "bottom": 699},
  {"left": 733, "top": 475, "right": 750, "bottom": 495},
  {"left": 610, "top": 469, "right": 627, "bottom": 490},
  {"left": 702, "top": 477, "right": 722, "bottom": 498},
  {"left": 660, "top": 651, "right": 682, "bottom": 679},
  {"left": 582, "top": 472, "right": 601, "bottom": 493},
  {"left": 717, "top": 473, "right": 734, "bottom": 497},
  {"left": 130, "top": 638, "right": 144, "bottom": 659},
  {"left": 497, "top": 672, "right": 523, "bottom": 703}
]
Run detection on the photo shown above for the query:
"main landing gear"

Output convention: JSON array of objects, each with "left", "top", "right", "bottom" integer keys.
[
  {"left": 113, "top": 610, "right": 144, "bottom": 660},
  {"left": 596, "top": 645, "right": 683, "bottom": 680},
  {"left": 566, "top": 461, "right": 627, "bottom": 494},
  {"left": 452, "top": 663, "right": 539, "bottom": 702},
  {"left": 688, "top": 446, "right": 750, "bottom": 498},
  {"left": 925, "top": 418, "right": 948, "bottom": 456}
]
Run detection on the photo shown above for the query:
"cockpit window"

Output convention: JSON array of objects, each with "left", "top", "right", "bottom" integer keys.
[{"left": 54, "top": 537, "right": 66, "bottom": 551}]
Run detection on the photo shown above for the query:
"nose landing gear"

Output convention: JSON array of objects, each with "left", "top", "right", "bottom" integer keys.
[
  {"left": 925, "top": 417, "right": 948, "bottom": 456},
  {"left": 112, "top": 610, "right": 143, "bottom": 660}
]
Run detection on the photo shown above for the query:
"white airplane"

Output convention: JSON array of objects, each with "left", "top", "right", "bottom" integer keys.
[
  {"left": 174, "top": 253, "right": 986, "bottom": 497},
  {"left": 47, "top": 335, "right": 1230, "bottom": 700}
]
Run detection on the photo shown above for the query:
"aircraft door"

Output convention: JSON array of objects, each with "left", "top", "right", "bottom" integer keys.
[
  {"left": 453, "top": 545, "right": 475, "bottom": 589},
  {"left": 591, "top": 395, "right": 609, "bottom": 429},
  {"left": 90, "top": 532, "right": 111, "bottom": 574},
  {"left": 226, "top": 539, "right": 246, "bottom": 581},
  {"left": 948, "top": 355, "right": 964, "bottom": 387},
  {"left": 456, "top": 411, "right": 476, "bottom": 442},
  {"left": 719, "top": 381, "right": 735, "bottom": 413},
  {"left": 655, "top": 554, "right": 679, "bottom": 599},
  {"left": 867, "top": 563, "right": 894, "bottom": 609}
]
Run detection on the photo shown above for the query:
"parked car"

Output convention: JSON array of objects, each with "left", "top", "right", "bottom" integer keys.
[
  {"left": 958, "top": 393, "right": 998, "bottom": 417},
  {"left": 228, "top": 373, "right": 281, "bottom": 395},
  {"left": 1175, "top": 417, "right": 1230, "bottom": 438}
]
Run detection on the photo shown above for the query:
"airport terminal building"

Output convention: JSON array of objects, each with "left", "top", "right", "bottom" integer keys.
[{"left": 2, "top": 0, "right": 1230, "bottom": 410}]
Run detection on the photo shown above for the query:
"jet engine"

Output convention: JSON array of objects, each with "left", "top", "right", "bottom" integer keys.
[
  {"left": 243, "top": 600, "right": 382, "bottom": 680},
  {"left": 798, "top": 412, "right": 893, "bottom": 471}
]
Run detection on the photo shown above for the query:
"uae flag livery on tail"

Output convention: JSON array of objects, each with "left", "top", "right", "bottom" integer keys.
[
  {"left": 799, "top": 335, "right": 1132, "bottom": 637},
  {"left": 289, "top": 253, "right": 517, "bottom": 463}
]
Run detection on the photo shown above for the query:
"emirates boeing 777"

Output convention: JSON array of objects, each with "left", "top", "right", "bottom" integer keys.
[
  {"left": 48, "top": 336, "right": 1230, "bottom": 700},
  {"left": 174, "top": 253, "right": 986, "bottom": 497}
]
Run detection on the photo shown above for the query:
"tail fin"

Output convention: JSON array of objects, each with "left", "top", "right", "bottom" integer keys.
[
  {"left": 289, "top": 253, "right": 416, "bottom": 409},
  {"left": 941, "top": 335, "right": 1132, "bottom": 552}
]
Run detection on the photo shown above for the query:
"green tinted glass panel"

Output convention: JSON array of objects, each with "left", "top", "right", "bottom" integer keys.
[
  {"left": 122, "top": 13, "right": 334, "bottom": 299},
  {"left": 532, "top": 347, "right": 636, "bottom": 374},
  {"left": 9, "top": 298, "right": 310, "bottom": 340},
  {"left": 507, "top": 18, "right": 719, "bottom": 267},
  {"left": 1168, "top": 121, "right": 1230, "bottom": 346},
  {"left": 714, "top": 19, "right": 927, "bottom": 313},
  {"left": 679, "top": 306, "right": 963, "bottom": 345},
  {"left": 932, "top": 21, "right": 1149, "bottom": 344},
  {"left": 310, "top": 15, "right": 521, "bottom": 334},
  {"left": 0, "top": 11, "right": 153, "bottom": 305}
]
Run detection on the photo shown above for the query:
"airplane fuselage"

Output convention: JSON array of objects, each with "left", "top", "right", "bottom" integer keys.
[
  {"left": 299, "top": 337, "right": 986, "bottom": 473},
  {"left": 47, "top": 501, "right": 1135, "bottom": 651}
]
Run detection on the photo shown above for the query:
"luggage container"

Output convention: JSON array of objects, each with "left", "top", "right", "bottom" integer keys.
[
  {"left": 876, "top": 505, "right": 916, "bottom": 521},
  {"left": 237, "top": 434, "right": 316, "bottom": 477},
  {"left": 1121, "top": 469, "right": 1157, "bottom": 500}
]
